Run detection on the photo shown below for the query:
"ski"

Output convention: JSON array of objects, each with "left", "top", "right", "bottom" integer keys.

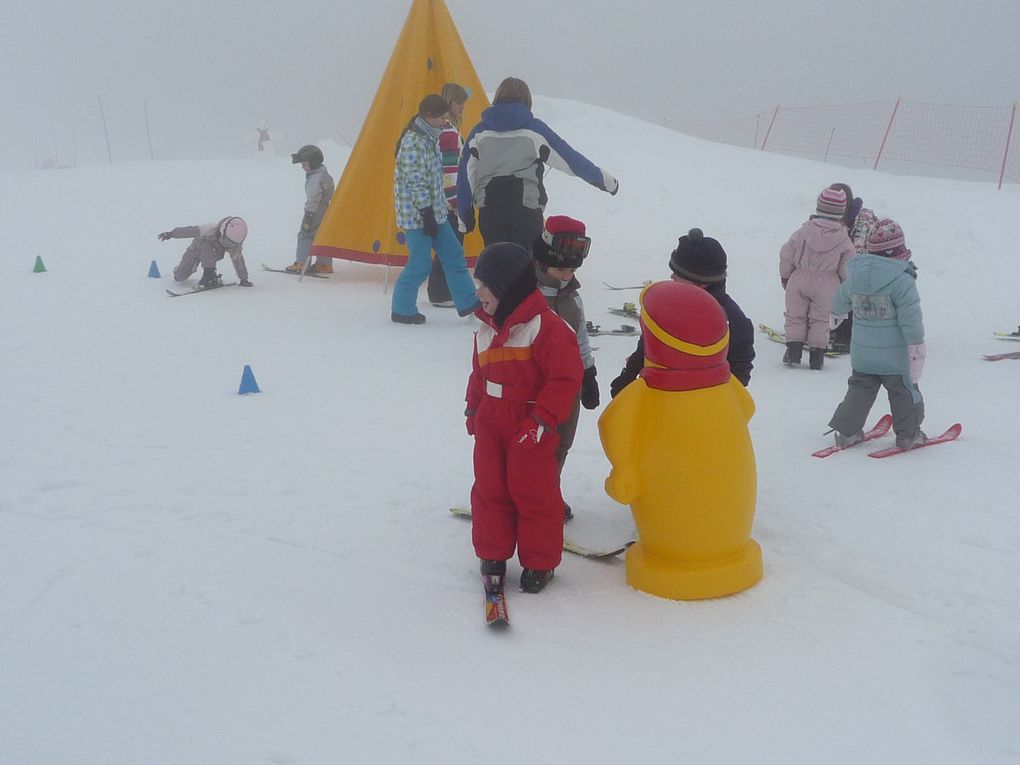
[
  {"left": 450, "top": 507, "right": 633, "bottom": 559},
  {"left": 603, "top": 281, "right": 649, "bottom": 291},
  {"left": 166, "top": 282, "right": 237, "bottom": 297},
  {"left": 811, "top": 414, "right": 894, "bottom": 458},
  {"left": 261, "top": 263, "right": 329, "bottom": 278},
  {"left": 483, "top": 574, "right": 510, "bottom": 627},
  {"left": 757, "top": 323, "right": 845, "bottom": 357},
  {"left": 867, "top": 423, "right": 962, "bottom": 458},
  {"left": 983, "top": 350, "right": 1020, "bottom": 361},
  {"left": 586, "top": 321, "right": 637, "bottom": 337},
  {"left": 608, "top": 302, "right": 639, "bottom": 319}
]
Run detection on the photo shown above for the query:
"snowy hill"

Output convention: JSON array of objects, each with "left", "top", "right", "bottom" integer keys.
[{"left": 1, "top": 95, "right": 1018, "bottom": 764}]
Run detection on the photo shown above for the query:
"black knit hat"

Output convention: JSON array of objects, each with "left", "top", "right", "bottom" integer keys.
[
  {"left": 668, "top": 228, "right": 727, "bottom": 284},
  {"left": 474, "top": 242, "right": 537, "bottom": 325},
  {"left": 474, "top": 242, "right": 534, "bottom": 298}
]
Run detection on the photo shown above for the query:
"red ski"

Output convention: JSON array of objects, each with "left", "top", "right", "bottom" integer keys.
[
  {"left": 983, "top": 351, "right": 1020, "bottom": 361},
  {"left": 867, "top": 423, "right": 962, "bottom": 458},
  {"left": 812, "top": 414, "right": 893, "bottom": 458},
  {"left": 483, "top": 575, "right": 510, "bottom": 627}
]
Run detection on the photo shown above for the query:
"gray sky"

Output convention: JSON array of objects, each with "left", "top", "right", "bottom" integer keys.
[{"left": 2, "top": 0, "right": 1018, "bottom": 171}]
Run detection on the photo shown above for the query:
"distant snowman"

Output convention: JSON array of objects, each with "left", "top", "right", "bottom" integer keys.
[{"left": 246, "top": 121, "right": 280, "bottom": 161}]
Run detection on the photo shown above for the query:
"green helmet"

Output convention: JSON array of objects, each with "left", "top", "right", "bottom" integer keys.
[{"left": 291, "top": 144, "right": 324, "bottom": 168}]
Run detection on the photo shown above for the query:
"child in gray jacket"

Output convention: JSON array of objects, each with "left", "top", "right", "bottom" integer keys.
[{"left": 160, "top": 216, "right": 250, "bottom": 288}]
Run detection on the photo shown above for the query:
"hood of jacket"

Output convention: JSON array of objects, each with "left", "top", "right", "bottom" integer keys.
[
  {"left": 535, "top": 265, "right": 581, "bottom": 294},
  {"left": 479, "top": 101, "right": 535, "bottom": 132},
  {"left": 801, "top": 218, "right": 851, "bottom": 254},
  {"left": 476, "top": 288, "right": 548, "bottom": 335},
  {"left": 846, "top": 253, "right": 917, "bottom": 293}
]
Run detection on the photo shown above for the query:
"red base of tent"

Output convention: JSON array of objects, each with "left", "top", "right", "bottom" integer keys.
[{"left": 311, "top": 244, "right": 478, "bottom": 268}]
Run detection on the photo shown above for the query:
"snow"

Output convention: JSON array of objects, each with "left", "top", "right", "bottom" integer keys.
[{"left": 2, "top": 95, "right": 1018, "bottom": 764}]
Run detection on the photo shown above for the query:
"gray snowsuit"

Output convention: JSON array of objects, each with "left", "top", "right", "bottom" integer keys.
[
  {"left": 536, "top": 266, "right": 595, "bottom": 472},
  {"left": 296, "top": 165, "right": 334, "bottom": 265},
  {"left": 170, "top": 219, "right": 249, "bottom": 282}
]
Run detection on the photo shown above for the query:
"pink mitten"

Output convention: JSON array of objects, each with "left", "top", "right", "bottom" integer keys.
[{"left": 907, "top": 343, "right": 926, "bottom": 383}]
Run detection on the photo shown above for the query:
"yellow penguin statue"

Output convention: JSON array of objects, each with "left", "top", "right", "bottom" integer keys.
[{"left": 598, "top": 280, "right": 761, "bottom": 600}]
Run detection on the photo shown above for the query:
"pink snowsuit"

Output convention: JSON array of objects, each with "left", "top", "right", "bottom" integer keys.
[{"left": 780, "top": 218, "right": 855, "bottom": 348}]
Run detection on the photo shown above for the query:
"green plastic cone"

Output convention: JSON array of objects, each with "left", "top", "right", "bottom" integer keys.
[{"left": 33, "top": 256, "right": 47, "bottom": 273}]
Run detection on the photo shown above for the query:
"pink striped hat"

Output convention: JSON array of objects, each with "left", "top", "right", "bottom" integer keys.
[{"left": 815, "top": 187, "right": 848, "bottom": 220}]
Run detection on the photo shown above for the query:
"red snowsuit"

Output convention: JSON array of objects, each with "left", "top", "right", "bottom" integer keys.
[{"left": 467, "top": 290, "right": 584, "bottom": 569}]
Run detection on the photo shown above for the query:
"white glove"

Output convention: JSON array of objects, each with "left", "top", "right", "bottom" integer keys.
[
  {"left": 907, "top": 342, "right": 926, "bottom": 384},
  {"left": 829, "top": 314, "right": 846, "bottom": 331}
]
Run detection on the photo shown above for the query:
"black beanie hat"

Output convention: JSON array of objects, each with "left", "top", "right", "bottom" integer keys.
[
  {"left": 474, "top": 242, "right": 534, "bottom": 298},
  {"left": 668, "top": 228, "right": 727, "bottom": 284},
  {"left": 474, "top": 242, "right": 538, "bottom": 325}
]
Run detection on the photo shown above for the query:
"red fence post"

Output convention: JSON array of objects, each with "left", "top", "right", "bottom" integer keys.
[
  {"left": 760, "top": 104, "right": 780, "bottom": 151},
  {"left": 998, "top": 102, "right": 1017, "bottom": 190},
  {"left": 874, "top": 97, "right": 901, "bottom": 171}
]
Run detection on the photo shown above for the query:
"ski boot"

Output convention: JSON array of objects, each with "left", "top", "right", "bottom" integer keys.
[
  {"left": 197, "top": 267, "right": 223, "bottom": 289},
  {"left": 284, "top": 260, "right": 305, "bottom": 274},
  {"left": 834, "top": 430, "right": 864, "bottom": 448},
  {"left": 896, "top": 430, "right": 928, "bottom": 450},
  {"left": 520, "top": 568, "right": 554, "bottom": 593},
  {"left": 782, "top": 341, "right": 804, "bottom": 366},
  {"left": 481, "top": 559, "right": 507, "bottom": 590},
  {"left": 808, "top": 347, "right": 825, "bottom": 370},
  {"left": 308, "top": 261, "right": 333, "bottom": 274}
]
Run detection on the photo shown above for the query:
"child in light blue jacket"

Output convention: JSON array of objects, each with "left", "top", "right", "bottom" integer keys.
[{"left": 827, "top": 218, "right": 927, "bottom": 450}]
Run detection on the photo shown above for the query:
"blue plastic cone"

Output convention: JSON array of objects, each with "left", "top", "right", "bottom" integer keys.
[
  {"left": 148, "top": 260, "right": 161, "bottom": 278},
  {"left": 238, "top": 365, "right": 261, "bottom": 395}
]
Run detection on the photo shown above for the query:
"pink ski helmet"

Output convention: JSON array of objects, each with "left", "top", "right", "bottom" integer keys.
[{"left": 219, "top": 217, "right": 248, "bottom": 247}]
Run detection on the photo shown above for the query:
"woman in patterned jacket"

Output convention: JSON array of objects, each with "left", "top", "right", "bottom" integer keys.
[{"left": 391, "top": 94, "right": 479, "bottom": 324}]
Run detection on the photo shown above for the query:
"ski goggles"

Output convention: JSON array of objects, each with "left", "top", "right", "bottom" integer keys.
[{"left": 541, "top": 230, "right": 591, "bottom": 259}]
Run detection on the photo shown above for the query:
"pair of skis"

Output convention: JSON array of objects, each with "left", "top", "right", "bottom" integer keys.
[
  {"left": 166, "top": 281, "right": 237, "bottom": 297},
  {"left": 586, "top": 321, "right": 637, "bottom": 337},
  {"left": 608, "top": 303, "right": 639, "bottom": 319},
  {"left": 811, "top": 414, "right": 962, "bottom": 459},
  {"left": 986, "top": 329, "right": 1020, "bottom": 360},
  {"left": 758, "top": 324, "right": 846, "bottom": 358},
  {"left": 450, "top": 507, "right": 634, "bottom": 628},
  {"left": 603, "top": 282, "right": 650, "bottom": 291},
  {"left": 260, "top": 262, "right": 329, "bottom": 279}
]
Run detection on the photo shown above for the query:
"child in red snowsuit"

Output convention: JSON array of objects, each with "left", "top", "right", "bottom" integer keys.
[{"left": 465, "top": 242, "right": 584, "bottom": 593}]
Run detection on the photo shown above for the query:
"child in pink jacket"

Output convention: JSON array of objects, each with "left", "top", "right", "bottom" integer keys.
[{"left": 779, "top": 187, "right": 855, "bottom": 370}]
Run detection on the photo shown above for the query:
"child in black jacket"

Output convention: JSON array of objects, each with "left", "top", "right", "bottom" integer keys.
[{"left": 610, "top": 228, "right": 755, "bottom": 397}]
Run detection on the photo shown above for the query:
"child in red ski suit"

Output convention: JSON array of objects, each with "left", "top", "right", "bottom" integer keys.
[{"left": 466, "top": 242, "right": 584, "bottom": 593}]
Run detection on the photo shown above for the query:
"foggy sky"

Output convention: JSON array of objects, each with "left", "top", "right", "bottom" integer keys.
[{"left": 2, "top": 0, "right": 1019, "bottom": 172}]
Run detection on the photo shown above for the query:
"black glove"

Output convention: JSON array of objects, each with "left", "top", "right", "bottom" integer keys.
[
  {"left": 420, "top": 207, "right": 438, "bottom": 237},
  {"left": 239, "top": 279, "right": 253, "bottom": 287},
  {"left": 301, "top": 212, "right": 314, "bottom": 232},
  {"left": 609, "top": 371, "right": 629, "bottom": 399},
  {"left": 460, "top": 206, "right": 475, "bottom": 234},
  {"left": 581, "top": 366, "right": 600, "bottom": 410},
  {"left": 158, "top": 231, "right": 172, "bottom": 241}
]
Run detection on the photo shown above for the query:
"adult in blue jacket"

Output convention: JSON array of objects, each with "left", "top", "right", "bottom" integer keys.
[
  {"left": 456, "top": 77, "right": 619, "bottom": 252},
  {"left": 828, "top": 219, "right": 927, "bottom": 450}
]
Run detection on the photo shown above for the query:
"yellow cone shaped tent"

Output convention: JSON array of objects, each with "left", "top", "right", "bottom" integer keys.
[{"left": 311, "top": 0, "right": 490, "bottom": 267}]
